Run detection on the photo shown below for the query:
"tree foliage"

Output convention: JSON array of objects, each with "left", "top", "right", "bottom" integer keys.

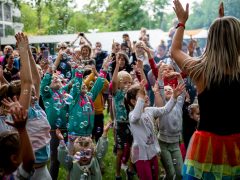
[
  {"left": 17, "top": 0, "right": 240, "bottom": 35},
  {"left": 224, "top": 0, "right": 240, "bottom": 19}
]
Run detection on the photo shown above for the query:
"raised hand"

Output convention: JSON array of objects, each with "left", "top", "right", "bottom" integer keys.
[
  {"left": 137, "top": 80, "right": 146, "bottom": 99},
  {"left": 136, "top": 60, "right": 143, "bottom": 70},
  {"left": 15, "top": 33, "right": 29, "bottom": 51},
  {"left": 103, "top": 121, "right": 113, "bottom": 136},
  {"left": 102, "top": 55, "right": 113, "bottom": 71},
  {"left": 152, "top": 82, "right": 160, "bottom": 94},
  {"left": 1, "top": 96, "right": 21, "bottom": 113},
  {"left": 157, "top": 62, "right": 166, "bottom": 79},
  {"left": 5, "top": 105, "right": 28, "bottom": 130},
  {"left": 173, "top": 0, "right": 189, "bottom": 24},
  {"left": 56, "top": 128, "right": 64, "bottom": 140},
  {"left": 166, "top": 71, "right": 181, "bottom": 80},
  {"left": 219, "top": 2, "right": 224, "bottom": 18},
  {"left": 188, "top": 39, "right": 196, "bottom": 56},
  {"left": 173, "top": 83, "right": 185, "bottom": 99}
]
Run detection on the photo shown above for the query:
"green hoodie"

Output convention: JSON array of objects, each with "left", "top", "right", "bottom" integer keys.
[
  {"left": 40, "top": 73, "right": 70, "bottom": 129},
  {"left": 68, "top": 71, "right": 105, "bottom": 136}
]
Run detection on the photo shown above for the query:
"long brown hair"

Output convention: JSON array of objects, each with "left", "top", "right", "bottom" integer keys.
[{"left": 183, "top": 16, "right": 240, "bottom": 88}]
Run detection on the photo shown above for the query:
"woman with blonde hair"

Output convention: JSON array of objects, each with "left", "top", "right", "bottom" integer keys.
[{"left": 171, "top": 0, "right": 240, "bottom": 179}]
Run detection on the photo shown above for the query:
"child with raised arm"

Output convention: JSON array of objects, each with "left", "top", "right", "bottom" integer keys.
[
  {"left": 40, "top": 50, "right": 73, "bottom": 180},
  {"left": 111, "top": 53, "right": 135, "bottom": 180},
  {"left": 0, "top": 32, "right": 34, "bottom": 179},
  {"left": 126, "top": 81, "right": 185, "bottom": 180},
  {"left": 157, "top": 69, "right": 186, "bottom": 180},
  {"left": 0, "top": 105, "right": 35, "bottom": 180},
  {"left": 57, "top": 121, "right": 112, "bottom": 180},
  {"left": 67, "top": 61, "right": 108, "bottom": 154}
]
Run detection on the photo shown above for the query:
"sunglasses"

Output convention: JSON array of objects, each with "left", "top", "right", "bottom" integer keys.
[{"left": 75, "top": 148, "right": 92, "bottom": 159}]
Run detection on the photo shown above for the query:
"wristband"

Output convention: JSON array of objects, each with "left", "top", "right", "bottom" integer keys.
[
  {"left": 176, "top": 22, "right": 185, "bottom": 29},
  {"left": 158, "top": 80, "right": 164, "bottom": 87}
]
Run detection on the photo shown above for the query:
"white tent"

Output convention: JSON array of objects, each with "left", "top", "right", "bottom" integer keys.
[{"left": 0, "top": 29, "right": 168, "bottom": 51}]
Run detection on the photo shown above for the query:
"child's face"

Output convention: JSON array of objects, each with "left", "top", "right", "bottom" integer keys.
[
  {"left": 164, "top": 86, "right": 173, "bottom": 100},
  {"left": 81, "top": 47, "right": 90, "bottom": 58},
  {"left": 162, "top": 65, "right": 174, "bottom": 77},
  {"left": 113, "top": 43, "right": 120, "bottom": 53},
  {"left": 190, "top": 108, "right": 200, "bottom": 122},
  {"left": 122, "top": 35, "right": 129, "bottom": 42},
  {"left": 50, "top": 75, "right": 63, "bottom": 90},
  {"left": 76, "top": 147, "right": 93, "bottom": 165},
  {"left": 118, "top": 55, "right": 126, "bottom": 68},
  {"left": 81, "top": 83, "right": 88, "bottom": 95},
  {"left": 119, "top": 77, "right": 132, "bottom": 92}
]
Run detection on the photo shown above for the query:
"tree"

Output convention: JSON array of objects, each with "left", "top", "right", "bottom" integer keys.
[
  {"left": 20, "top": 3, "right": 38, "bottom": 34},
  {"left": 186, "top": 0, "right": 219, "bottom": 29},
  {"left": 46, "top": 0, "right": 74, "bottom": 34},
  {"left": 224, "top": 0, "right": 240, "bottom": 19},
  {"left": 67, "top": 12, "right": 89, "bottom": 33},
  {"left": 107, "top": 0, "right": 149, "bottom": 31},
  {"left": 152, "top": 0, "right": 170, "bottom": 29}
]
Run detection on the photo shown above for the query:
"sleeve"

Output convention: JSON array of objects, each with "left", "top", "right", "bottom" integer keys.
[
  {"left": 129, "top": 97, "right": 145, "bottom": 124},
  {"left": 148, "top": 58, "right": 158, "bottom": 79},
  {"left": 40, "top": 73, "right": 53, "bottom": 99},
  {"left": 130, "top": 52, "right": 137, "bottom": 66},
  {"left": 70, "top": 71, "right": 83, "bottom": 99},
  {"left": 151, "top": 96, "right": 177, "bottom": 118},
  {"left": 95, "top": 136, "right": 108, "bottom": 163},
  {"left": 176, "top": 92, "right": 186, "bottom": 108},
  {"left": 57, "top": 144, "right": 73, "bottom": 170},
  {"left": 90, "top": 71, "right": 106, "bottom": 101},
  {"left": 158, "top": 79, "right": 166, "bottom": 104},
  {"left": 14, "top": 163, "right": 34, "bottom": 180},
  {"left": 84, "top": 72, "right": 95, "bottom": 87},
  {"left": 101, "top": 79, "right": 109, "bottom": 93},
  {"left": 61, "top": 79, "right": 74, "bottom": 93}
]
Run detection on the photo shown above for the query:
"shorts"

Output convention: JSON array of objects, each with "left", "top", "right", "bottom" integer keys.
[{"left": 115, "top": 122, "right": 133, "bottom": 149}]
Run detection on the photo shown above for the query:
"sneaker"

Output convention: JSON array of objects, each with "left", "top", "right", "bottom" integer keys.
[
  {"left": 115, "top": 176, "right": 122, "bottom": 180},
  {"left": 126, "top": 168, "right": 135, "bottom": 180},
  {"left": 121, "top": 163, "right": 128, "bottom": 171}
]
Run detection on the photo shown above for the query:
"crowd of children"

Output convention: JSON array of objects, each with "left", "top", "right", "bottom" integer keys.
[
  {"left": 1, "top": 1, "right": 239, "bottom": 179},
  {"left": 0, "top": 29, "right": 200, "bottom": 180}
]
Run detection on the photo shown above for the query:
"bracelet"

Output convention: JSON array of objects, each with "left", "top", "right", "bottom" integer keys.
[{"left": 176, "top": 22, "right": 185, "bottom": 29}]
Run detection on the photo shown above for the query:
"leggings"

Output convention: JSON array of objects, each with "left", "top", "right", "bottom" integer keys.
[{"left": 135, "top": 155, "right": 159, "bottom": 180}]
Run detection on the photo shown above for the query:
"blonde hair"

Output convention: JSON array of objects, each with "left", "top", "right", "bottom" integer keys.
[
  {"left": 188, "top": 103, "right": 199, "bottom": 115},
  {"left": 183, "top": 16, "right": 240, "bottom": 88},
  {"left": 73, "top": 137, "right": 95, "bottom": 155},
  {"left": 117, "top": 71, "right": 132, "bottom": 83}
]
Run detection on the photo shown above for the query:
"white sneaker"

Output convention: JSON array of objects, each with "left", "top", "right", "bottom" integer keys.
[{"left": 121, "top": 163, "right": 128, "bottom": 171}]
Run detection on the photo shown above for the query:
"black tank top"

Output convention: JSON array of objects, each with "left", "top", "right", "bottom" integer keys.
[{"left": 198, "top": 75, "right": 240, "bottom": 135}]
